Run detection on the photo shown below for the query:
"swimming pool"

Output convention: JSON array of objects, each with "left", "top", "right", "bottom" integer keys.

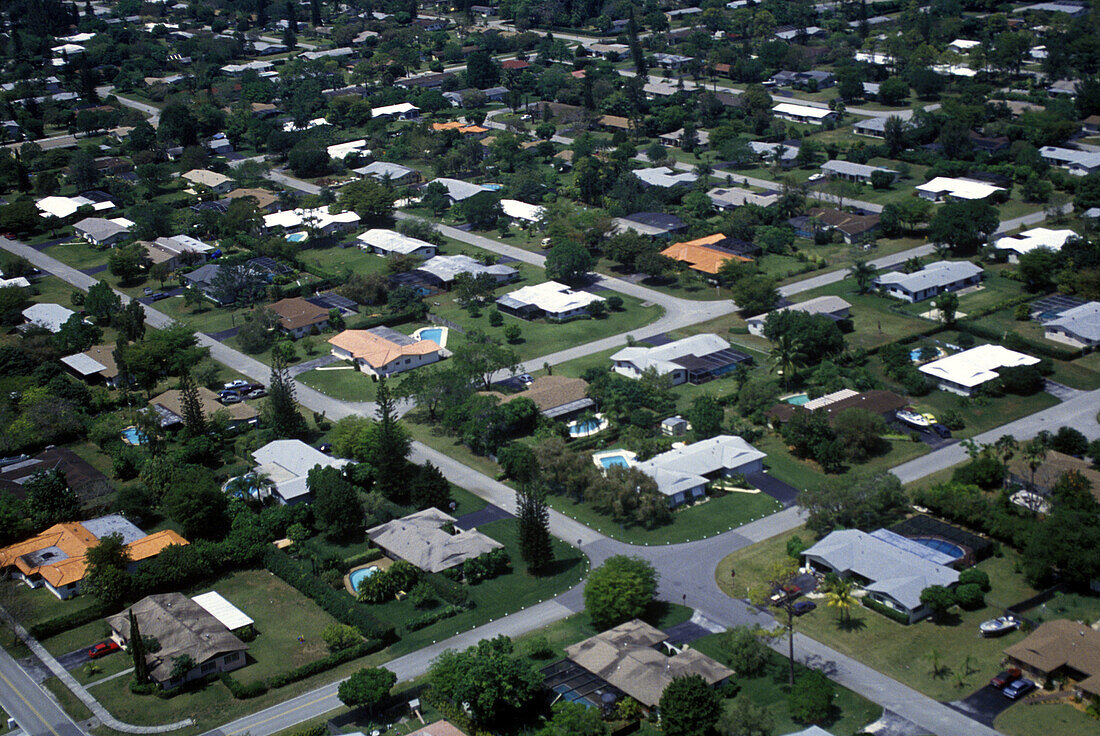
[
  {"left": 913, "top": 537, "right": 965, "bottom": 559},
  {"left": 222, "top": 474, "right": 262, "bottom": 499},
  {"left": 418, "top": 327, "right": 444, "bottom": 343},
  {"left": 286, "top": 231, "right": 308, "bottom": 243},
  {"left": 599, "top": 456, "right": 629, "bottom": 469},
  {"left": 348, "top": 566, "right": 379, "bottom": 591},
  {"left": 592, "top": 448, "right": 636, "bottom": 471},
  {"left": 571, "top": 419, "right": 602, "bottom": 437},
  {"left": 481, "top": 183, "right": 503, "bottom": 191},
  {"left": 119, "top": 426, "right": 147, "bottom": 445},
  {"left": 784, "top": 393, "right": 810, "bottom": 405}
]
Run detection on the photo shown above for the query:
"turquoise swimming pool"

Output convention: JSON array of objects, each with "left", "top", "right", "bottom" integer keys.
[
  {"left": 418, "top": 327, "right": 444, "bottom": 343},
  {"left": 286, "top": 231, "right": 308, "bottom": 243},
  {"left": 348, "top": 566, "right": 379, "bottom": 590},
  {"left": 482, "top": 183, "right": 503, "bottom": 191},
  {"left": 119, "top": 427, "right": 147, "bottom": 445},
  {"left": 785, "top": 393, "right": 810, "bottom": 405},
  {"left": 599, "top": 455, "right": 629, "bottom": 469},
  {"left": 570, "top": 419, "right": 602, "bottom": 437}
]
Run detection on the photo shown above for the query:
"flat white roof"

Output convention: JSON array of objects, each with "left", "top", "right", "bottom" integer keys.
[
  {"left": 326, "top": 139, "right": 368, "bottom": 160},
  {"left": 916, "top": 177, "right": 1004, "bottom": 200},
  {"left": 191, "top": 591, "right": 254, "bottom": 630},
  {"left": 371, "top": 102, "right": 418, "bottom": 117},
  {"left": 500, "top": 199, "right": 544, "bottom": 222},
  {"left": 357, "top": 228, "right": 436, "bottom": 255},
  {"left": 919, "top": 344, "right": 1040, "bottom": 388},
  {"left": 36, "top": 195, "right": 114, "bottom": 219},
  {"left": 497, "top": 280, "right": 603, "bottom": 315},
  {"left": 263, "top": 207, "right": 360, "bottom": 230},
  {"left": 772, "top": 102, "right": 834, "bottom": 119},
  {"left": 994, "top": 227, "right": 1078, "bottom": 256}
]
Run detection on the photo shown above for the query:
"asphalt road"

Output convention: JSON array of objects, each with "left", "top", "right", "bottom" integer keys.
[{"left": 0, "top": 644, "right": 87, "bottom": 736}]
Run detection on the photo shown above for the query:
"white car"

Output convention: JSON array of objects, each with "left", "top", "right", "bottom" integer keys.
[
  {"left": 224, "top": 380, "right": 249, "bottom": 390},
  {"left": 808, "top": 173, "right": 825, "bottom": 182}
]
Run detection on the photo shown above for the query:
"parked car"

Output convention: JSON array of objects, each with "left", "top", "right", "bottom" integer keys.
[
  {"left": 1002, "top": 678, "right": 1035, "bottom": 700},
  {"left": 808, "top": 173, "right": 825, "bottom": 182},
  {"left": 246, "top": 388, "right": 267, "bottom": 399},
  {"left": 931, "top": 423, "right": 952, "bottom": 439},
  {"left": 219, "top": 392, "right": 242, "bottom": 404},
  {"left": 150, "top": 292, "right": 170, "bottom": 301},
  {"left": 518, "top": 373, "right": 534, "bottom": 385},
  {"left": 143, "top": 287, "right": 153, "bottom": 296},
  {"left": 87, "top": 641, "right": 120, "bottom": 659},
  {"left": 319, "top": 443, "right": 333, "bottom": 454},
  {"left": 990, "top": 668, "right": 1022, "bottom": 689},
  {"left": 770, "top": 583, "right": 801, "bottom": 605},
  {"left": 792, "top": 600, "right": 816, "bottom": 616},
  {"left": 224, "top": 380, "right": 249, "bottom": 390}
]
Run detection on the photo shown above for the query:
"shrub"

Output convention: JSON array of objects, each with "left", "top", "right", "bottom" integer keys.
[
  {"left": 786, "top": 535, "right": 808, "bottom": 559},
  {"left": 220, "top": 672, "right": 268, "bottom": 699},
  {"left": 321, "top": 623, "right": 362, "bottom": 652},
  {"left": 862, "top": 596, "right": 910, "bottom": 624},
  {"left": 954, "top": 583, "right": 985, "bottom": 609},
  {"left": 524, "top": 636, "right": 554, "bottom": 659},
  {"left": 423, "top": 573, "right": 470, "bottom": 607},
  {"left": 406, "top": 604, "right": 465, "bottom": 631},
  {"left": 408, "top": 582, "right": 437, "bottom": 609},
  {"left": 462, "top": 548, "right": 510, "bottom": 584},
  {"left": 938, "top": 409, "right": 965, "bottom": 430},
  {"left": 958, "top": 568, "right": 990, "bottom": 591},
  {"left": 265, "top": 639, "right": 384, "bottom": 689},
  {"left": 30, "top": 601, "right": 115, "bottom": 640}
]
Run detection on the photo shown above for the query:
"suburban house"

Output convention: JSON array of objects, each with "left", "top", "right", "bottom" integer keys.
[
  {"left": 22, "top": 303, "right": 76, "bottom": 333},
  {"left": 326, "top": 139, "right": 369, "bottom": 160},
  {"left": 495, "top": 281, "right": 604, "bottom": 321},
  {"left": 480, "top": 375, "right": 595, "bottom": 422},
  {"left": 611, "top": 212, "right": 687, "bottom": 238},
  {"left": 182, "top": 263, "right": 225, "bottom": 303},
  {"left": 767, "top": 389, "right": 906, "bottom": 425},
  {"left": 107, "top": 593, "right": 248, "bottom": 688},
  {"left": 370, "top": 102, "right": 420, "bottom": 120},
  {"left": 500, "top": 199, "right": 544, "bottom": 223},
  {"left": 874, "top": 260, "right": 984, "bottom": 303},
  {"left": 652, "top": 52, "right": 694, "bottom": 70},
  {"left": 853, "top": 116, "right": 913, "bottom": 138},
  {"left": 268, "top": 297, "right": 330, "bottom": 338},
  {"left": 225, "top": 187, "right": 279, "bottom": 212},
  {"left": 395, "top": 72, "right": 454, "bottom": 89},
  {"left": 659, "top": 128, "right": 710, "bottom": 149},
  {"left": 73, "top": 217, "right": 130, "bottom": 246},
  {"left": 414, "top": 254, "right": 517, "bottom": 289},
  {"left": 0, "top": 516, "right": 187, "bottom": 600},
  {"left": 37, "top": 193, "right": 115, "bottom": 219},
  {"left": 994, "top": 228, "right": 1078, "bottom": 262},
  {"left": 328, "top": 327, "right": 444, "bottom": 378},
  {"left": 182, "top": 169, "right": 233, "bottom": 194},
  {"left": 660, "top": 235, "right": 751, "bottom": 277},
  {"left": 145, "top": 234, "right": 214, "bottom": 270},
  {"left": 0, "top": 446, "right": 110, "bottom": 500},
  {"left": 1003, "top": 620, "right": 1100, "bottom": 699},
  {"left": 357, "top": 229, "right": 437, "bottom": 259},
  {"left": 632, "top": 166, "right": 698, "bottom": 188},
  {"left": 367, "top": 508, "right": 502, "bottom": 573},
  {"left": 147, "top": 387, "right": 259, "bottom": 429},
  {"left": 633, "top": 436, "right": 766, "bottom": 507},
  {"left": 611, "top": 334, "right": 751, "bottom": 385},
  {"left": 353, "top": 161, "right": 421, "bottom": 185},
  {"left": 746, "top": 296, "right": 852, "bottom": 336},
  {"left": 190, "top": 591, "right": 254, "bottom": 636},
  {"left": 427, "top": 177, "right": 488, "bottom": 204},
  {"left": 918, "top": 344, "right": 1040, "bottom": 395},
  {"left": 252, "top": 439, "right": 350, "bottom": 505},
  {"left": 772, "top": 102, "right": 837, "bottom": 125},
  {"left": 769, "top": 70, "right": 834, "bottom": 88},
  {"left": 799, "top": 208, "right": 881, "bottom": 244},
  {"left": 748, "top": 140, "right": 799, "bottom": 165},
  {"left": 1038, "top": 146, "right": 1100, "bottom": 176},
  {"left": 1044, "top": 301, "right": 1100, "bottom": 347},
  {"left": 820, "top": 160, "right": 898, "bottom": 185},
  {"left": 405, "top": 721, "right": 470, "bottom": 736},
  {"left": 707, "top": 186, "right": 780, "bottom": 210},
  {"left": 430, "top": 121, "right": 489, "bottom": 138},
  {"left": 60, "top": 343, "right": 121, "bottom": 387},
  {"left": 560, "top": 619, "right": 733, "bottom": 708},
  {"left": 802, "top": 528, "right": 960, "bottom": 622},
  {"left": 262, "top": 207, "right": 361, "bottom": 236},
  {"left": 915, "top": 177, "right": 1005, "bottom": 202}
]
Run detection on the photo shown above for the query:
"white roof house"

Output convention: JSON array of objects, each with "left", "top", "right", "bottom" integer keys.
[
  {"left": 353, "top": 161, "right": 419, "bottom": 182},
  {"left": 22, "top": 303, "right": 76, "bottom": 333},
  {"left": 874, "top": 260, "right": 984, "bottom": 303},
  {"left": 282, "top": 118, "right": 329, "bottom": 133},
  {"left": 495, "top": 281, "right": 604, "bottom": 321},
  {"left": 916, "top": 177, "right": 1004, "bottom": 201},
  {"left": 190, "top": 592, "right": 253, "bottom": 632},
  {"left": 748, "top": 140, "right": 799, "bottom": 162},
  {"left": 994, "top": 228, "right": 1078, "bottom": 261},
  {"left": 948, "top": 39, "right": 981, "bottom": 51},
  {"left": 326, "top": 139, "right": 369, "bottom": 160},
  {"left": 262, "top": 207, "right": 360, "bottom": 233},
  {"left": 611, "top": 334, "right": 749, "bottom": 386},
  {"left": 154, "top": 234, "right": 215, "bottom": 256},
  {"left": 36, "top": 195, "right": 114, "bottom": 218},
  {"left": 632, "top": 166, "right": 698, "bottom": 188},
  {"left": 821, "top": 160, "right": 898, "bottom": 183},
  {"left": 707, "top": 187, "right": 780, "bottom": 209},
  {"left": 428, "top": 177, "right": 487, "bottom": 202},
  {"left": 633, "top": 436, "right": 766, "bottom": 507},
  {"left": 0, "top": 277, "right": 31, "bottom": 289},
  {"left": 919, "top": 344, "right": 1040, "bottom": 395},
  {"left": 499, "top": 199, "right": 544, "bottom": 223},
  {"left": 252, "top": 439, "right": 350, "bottom": 505},
  {"left": 1044, "top": 302, "right": 1100, "bottom": 348},
  {"left": 370, "top": 102, "right": 420, "bottom": 119},
  {"left": 356, "top": 229, "right": 437, "bottom": 258},
  {"left": 416, "top": 254, "right": 517, "bottom": 286},
  {"left": 1038, "top": 146, "right": 1100, "bottom": 176},
  {"left": 772, "top": 103, "right": 837, "bottom": 124},
  {"left": 802, "top": 529, "right": 960, "bottom": 622}
]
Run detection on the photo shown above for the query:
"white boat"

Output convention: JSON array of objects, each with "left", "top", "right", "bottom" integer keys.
[
  {"left": 896, "top": 409, "right": 931, "bottom": 429},
  {"left": 979, "top": 615, "right": 1020, "bottom": 637}
]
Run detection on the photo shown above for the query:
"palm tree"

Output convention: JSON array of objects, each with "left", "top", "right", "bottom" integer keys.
[
  {"left": 1023, "top": 439, "right": 1048, "bottom": 494},
  {"left": 770, "top": 332, "right": 807, "bottom": 389},
  {"left": 848, "top": 260, "right": 875, "bottom": 294},
  {"left": 826, "top": 578, "right": 857, "bottom": 624},
  {"left": 994, "top": 434, "right": 1018, "bottom": 489}
]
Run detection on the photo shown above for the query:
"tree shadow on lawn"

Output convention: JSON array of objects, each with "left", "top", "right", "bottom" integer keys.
[
  {"left": 531, "top": 554, "right": 583, "bottom": 578},
  {"left": 835, "top": 614, "right": 867, "bottom": 632}
]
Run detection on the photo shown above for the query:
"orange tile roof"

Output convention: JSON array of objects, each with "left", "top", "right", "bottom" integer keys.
[
  {"left": 431, "top": 122, "right": 487, "bottom": 135},
  {"left": 661, "top": 236, "right": 750, "bottom": 275},
  {"left": 328, "top": 330, "right": 442, "bottom": 369},
  {"left": 432, "top": 121, "right": 465, "bottom": 131},
  {"left": 0, "top": 525, "right": 188, "bottom": 588}
]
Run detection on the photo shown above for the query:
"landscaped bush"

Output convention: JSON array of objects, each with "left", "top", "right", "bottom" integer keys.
[
  {"left": 406, "top": 604, "right": 466, "bottom": 631},
  {"left": 912, "top": 483, "right": 1036, "bottom": 549},
  {"left": 861, "top": 596, "right": 910, "bottom": 624},
  {"left": 953, "top": 583, "right": 985, "bottom": 609},
  {"left": 265, "top": 639, "right": 384, "bottom": 689},
  {"left": 343, "top": 548, "right": 384, "bottom": 570},
  {"left": 422, "top": 572, "right": 471, "bottom": 607},
  {"left": 220, "top": 672, "right": 268, "bottom": 699},
  {"left": 461, "top": 548, "right": 510, "bottom": 584},
  {"left": 958, "top": 568, "right": 991, "bottom": 592},
  {"left": 357, "top": 559, "right": 420, "bottom": 603},
  {"left": 30, "top": 601, "right": 115, "bottom": 640}
]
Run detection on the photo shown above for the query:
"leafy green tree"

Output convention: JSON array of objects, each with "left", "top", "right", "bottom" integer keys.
[
  {"left": 919, "top": 585, "right": 955, "bottom": 622},
  {"left": 719, "top": 696, "right": 774, "bottom": 736},
  {"left": 458, "top": 191, "right": 503, "bottom": 229},
  {"left": 517, "top": 487, "right": 554, "bottom": 575},
  {"left": 108, "top": 244, "right": 150, "bottom": 283},
  {"left": 798, "top": 471, "right": 908, "bottom": 536},
  {"left": 928, "top": 201, "right": 999, "bottom": 255},
  {"left": 410, "top": 461, "right": 451, "bottom": 510},
  {"left": 723, "top": 626, "right": 770, "bottom": 677},
  {"left": 162, "top": 467, "right": 229, "bottom": 539},
  {"left": 732, "top": 275, "right": 779, "bottom": 316},
  {"left": 82, "top": 532, "right": 131, "bottom": 606},
  {"left": 934, "top": 291, "right": 959, "bottom": 326},
  {"left": 659, "top": 674, "right": 722, "bottom": 736},
  {"left": 53, "top": 312, "right": 101, "bottom": 354},
  {"left": 538, "top": 701, "right": 609, "bottom": 736},
  {"left": 337, "top": 667, "right": 396, "bottom": 715},
  {"left": 309, "top": 466, "right": 361, "bottom": 539},
  {"left": 113, "top": 299, "right": 146, "bottom": 342},
  {"left": 832, "top": 408, "right": 888, "bottom": 463},
  {"left": 451, "top": 335, "right": 519, "bottom": 390},
  {"left": 339, "top": 179, "right": 396, "bottom": 221},
  {"left": 584, "top": 555, "right": 658, "bottom": 629},
  {"left": 26, "top": 469, "right": 80, "bottom": 528},
  {"left": 428, "top": 636, "right": 543, "bottom": 730},
  {"left": 170, "top": 654, "right": 196, "bottom": 681},
  {"left": 687, "top": 395, "right": 723, "bottom": 439},
  {"left": 84, "top": 282, "right": 121, "bottom": 324},
  {"left": 788, "top": 670, "right": 835, "bottom": 724},
  {"left": 178, "top": 372, "right": 207, "bottom": 437},
  {"left": 848, "top": 260, "right": 875, "bottom": 294},
  {"left": 545, "top": 241, "right": 593, "bottom": 285}
]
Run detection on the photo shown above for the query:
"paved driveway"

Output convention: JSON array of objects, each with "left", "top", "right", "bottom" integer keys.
[
  {"left": 746, "top": 471, "right": 800, "bottom": 507},
  {"left": 948, "top": 684, "right": 1018, "bottom": 727}
]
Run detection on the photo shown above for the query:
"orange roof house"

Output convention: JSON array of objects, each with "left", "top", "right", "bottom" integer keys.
[
  {"left": 431, "top": 122, "right": 489, "bottom": 136},
  {"left": 661, "top": 234, "right": 750, "bottom": 276},
  {"left": 0, "top": 517, "right": 188, "bottom": 600},
  {"left": 328, "top": 327, "right": 444, "bottom": 378}
]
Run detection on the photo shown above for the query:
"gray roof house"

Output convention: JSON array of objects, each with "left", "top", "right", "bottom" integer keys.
[
  {"left": 874, "top": 260, "right": 983, "bottom": 303},
  {"left": 632, "top": 436, "right": 766, "bottom": 507},
  {"left": 611, "top": 334, "right": 751, "bottom": 386},
  {"left": 1044, "top": 301, "right": 1100, "bottom": 348},
  {"left": 746, "top": 296, "right": 852, "bottom": 336},
  {"left": 367, "top": 508, "right": 502, "bottom": 573},
  {"left": 73, "top": 217, "right": 130, "bottom": 246},
  {"left": 182, "top": 263, "right": 225, "bottom": 303},
  {"left": 632, "top": 166, "right": 698, "bottom": 188},
  {"left": 428, "top": 177, "right": 486, "bottom": 203},
  {"left": 252, "top": 439, "right": 350, "bottom": 505},
  {"left": 1038, "top": 146, "right": 1100, "bottom": 176},
  {"left": 820, "top": 160, "right": 898, "bottom": 184},
  {"left": 415, "top": 254, "right": 517, "bottom": 288},
  {"left": 611, "top": 212, "right": 687, "bottom": 238},
  {"left": 356, "top": 229, "right": 437, "bottom": 258},
  {"left": 22, "top": 303, "right": 76, "bottom": 333},
  {"left": 802, "top": 528, "right": 960, "bottom": 622},
  {"left": 853, "top": 116, "right": 913, "bottom": 138},
  {"left": 353, "top": 161, "right": 421, "bottom": 184}
]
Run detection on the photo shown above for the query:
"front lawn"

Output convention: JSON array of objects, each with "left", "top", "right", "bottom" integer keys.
[
  {"left": 995, "top": 698, "right": 1100, "bottom": 736},
  {"left": 793, "top": 280, "right": 936, "bottom": 352},
  {"left": 298, "top": 366, "right": 379, "bottom": 402}
]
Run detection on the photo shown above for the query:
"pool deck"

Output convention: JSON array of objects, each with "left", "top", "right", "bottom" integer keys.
[{"left": 343, "top": 557, "right": 393, "bottom": 596}]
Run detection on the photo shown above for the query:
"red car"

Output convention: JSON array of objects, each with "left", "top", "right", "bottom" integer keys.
[{"left": 87, "top": 641, "right": 120, "bottom": 659}]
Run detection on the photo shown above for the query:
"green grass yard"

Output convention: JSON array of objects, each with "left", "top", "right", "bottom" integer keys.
[
  {"left": 995, "top": 702, "right": 1100, "bottom": 736},
  {"left": 297, "top": 366, "right": 378, "bottom": 402}
]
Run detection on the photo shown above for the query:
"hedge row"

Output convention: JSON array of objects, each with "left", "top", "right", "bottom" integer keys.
[
  {"left": 343, "top": 548, "right": 384, "bottom": 569},
  {"left": 406, "top": 604, "right": 466, "bottom": 632},
  {"left": 30, "top": 601, "right": 115, "bottom": 640},
  {"left": 349, "top": 309, "right": 421, "bottom": 331},
  {"left": 862, "top": 596, "right": 911, "bottom": 625},
  {"left": 957, "top": 321, "right": 1083, "bottom": 361},
  {"left": 421, "top": 573, "right": 470, "bottom": 608},
  {"left": 263, "top": 548, "right": 396, "bottom": 643},
  {"left": 220, "top": 638, "right": 384, "bottom": 699}
]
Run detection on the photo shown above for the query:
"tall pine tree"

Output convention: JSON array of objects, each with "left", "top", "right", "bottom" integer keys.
[
  {"left": 129, "top": 609, "right": 149, "bottom": 684},
  {"left": 264, "top": 355, "right": 308, "bottom": 438},
  {"left": 370, "top": 377, "right": 411, "bottom": 503},
  {"left": 310, "top": 0, "right": 322, "bottom": 27},
  {"left": 178, "top": 371, "right": 207, "bottom": 437},
  {"left": 516, "top": 487, "right": 554, "bottom": 575}
]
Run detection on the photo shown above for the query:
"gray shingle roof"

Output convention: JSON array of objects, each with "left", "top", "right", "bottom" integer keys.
[
  {"left": 1046, "top": 301, "right": 1100, "bottom": 342},
  {"left": 874, "top": 260, "right": 983, "bottom": 293}
]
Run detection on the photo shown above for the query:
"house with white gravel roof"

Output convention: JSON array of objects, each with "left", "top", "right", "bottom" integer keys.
[{"left": 919, "top": 344, "right": 1040, "bottom": 395}]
